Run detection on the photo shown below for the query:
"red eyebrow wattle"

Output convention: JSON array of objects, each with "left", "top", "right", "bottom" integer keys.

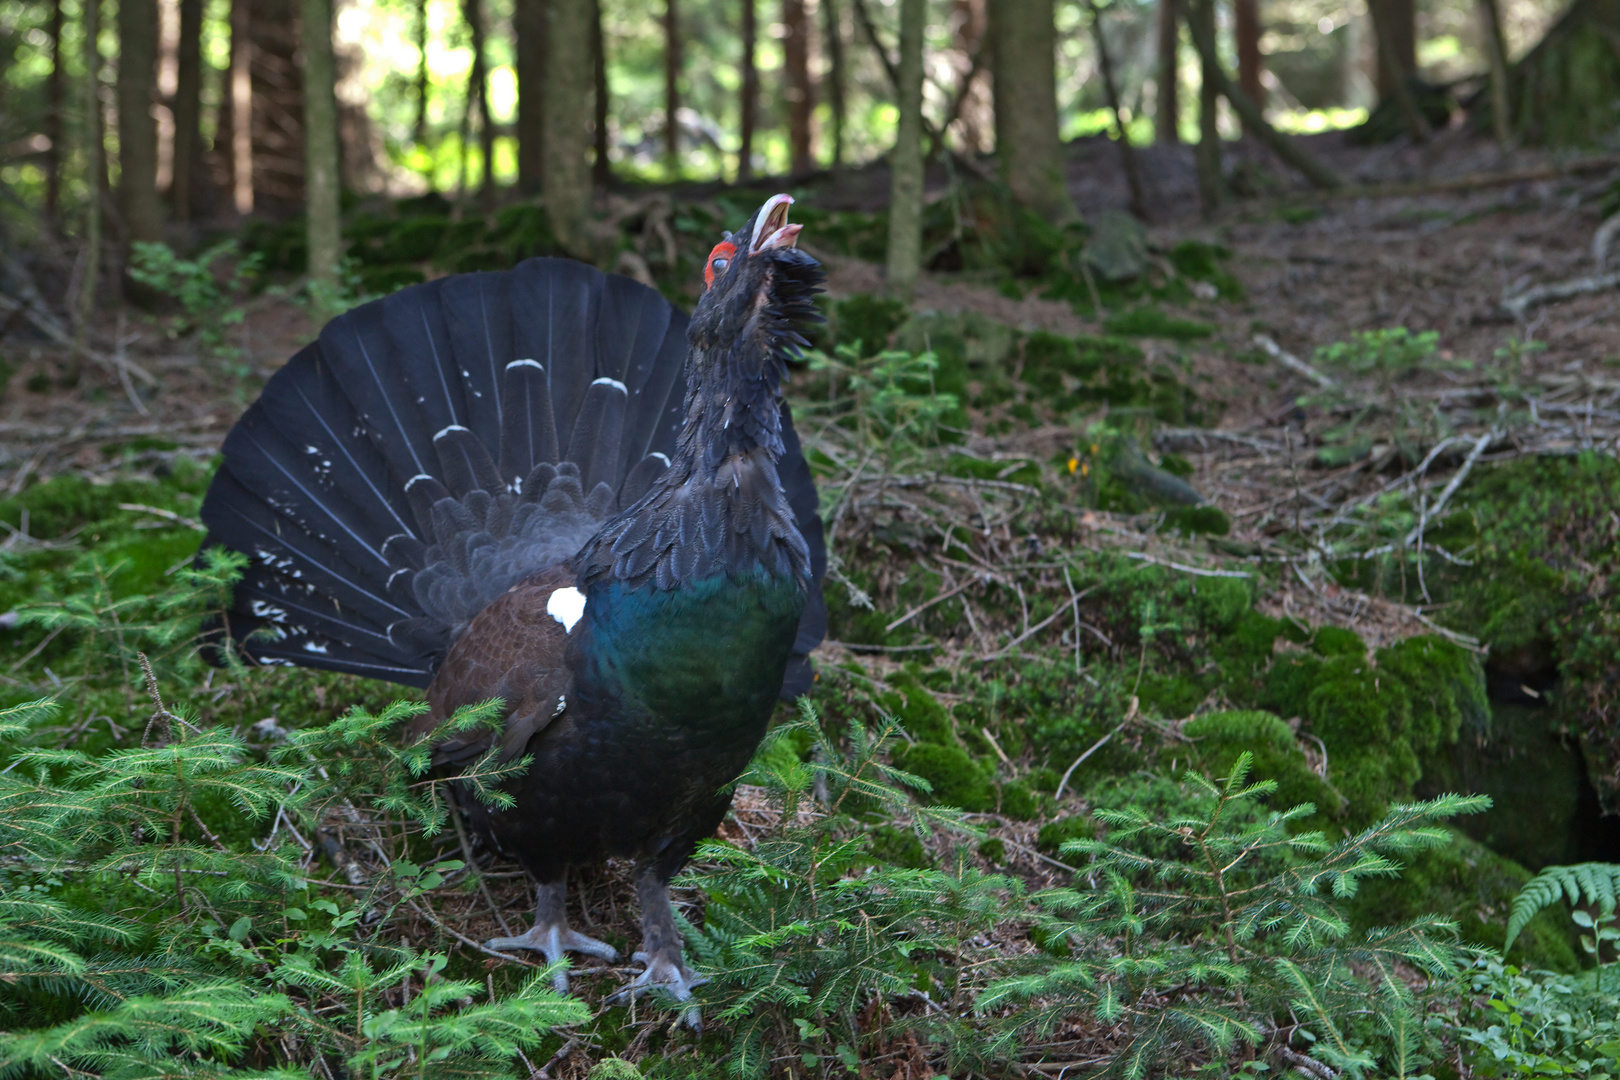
[{"left": 704, "top": 241, "right": 738, "bottom": 289}]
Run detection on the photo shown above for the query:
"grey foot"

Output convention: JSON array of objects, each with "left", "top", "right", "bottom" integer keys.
[
  {"left": 610, "top": 950, "right": 709, "bottom": 1029},
  {"left": 484, "top": 879, "right": 619, "bottom": 992}
]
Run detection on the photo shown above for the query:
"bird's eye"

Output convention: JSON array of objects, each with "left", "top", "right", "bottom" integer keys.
[{"left": 703, "top": 241, "right": 738, "bottom": 290}]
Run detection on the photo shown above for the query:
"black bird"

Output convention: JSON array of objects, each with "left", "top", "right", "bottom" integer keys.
[{"left": 199, "top": 194, "right": 827, "bottom": 1005}]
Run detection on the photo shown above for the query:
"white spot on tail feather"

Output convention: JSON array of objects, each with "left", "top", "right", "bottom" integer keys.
[
  {"left": 434, "top": 424, "right": 471, "bottom": 441},
  {"left": 302, "top": 641, "right": 329, "bottom": 655},
  {"left": 405, "top": 474, "right": 435, "bottom": 490},
  {"left": 592, "top": 377, "right": 628, "bottom": 393},
  {"left": 651, "top": 452, "right": 671, "bottom": 466},
  {"left": 507, "top": 359, "right": 544, "bottom": 371},
  {"left": 546, "top": 586, "right": 586, "bottom": 633}
]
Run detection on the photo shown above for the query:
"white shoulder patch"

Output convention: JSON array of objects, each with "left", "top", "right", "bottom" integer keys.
[{"left": 546, "top": 586, "right": 587, "bottom": 633}]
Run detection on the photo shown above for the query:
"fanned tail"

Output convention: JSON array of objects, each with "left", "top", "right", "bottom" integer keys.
[{"left": 200, "top": 258, "right": 826, "bottom": 693}]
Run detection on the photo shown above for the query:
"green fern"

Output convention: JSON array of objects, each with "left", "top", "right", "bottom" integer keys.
[{"left": 1505, "top": 862, "right": 1620, "bottom": 951}]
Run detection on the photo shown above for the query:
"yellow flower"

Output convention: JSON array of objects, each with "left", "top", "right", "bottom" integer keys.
[{"left": 1067, "top": 457, "right": 1079, "bottom": 474}]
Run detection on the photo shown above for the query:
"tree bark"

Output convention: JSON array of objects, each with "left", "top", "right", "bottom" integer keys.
[
  {"left": 1190, "top": 0, "right": 1221, "bottom": 213},
  {"left": 415, "top": 0, "right": 431, "bottom": 147},
  {"left": 118, "top": 0, "right": 164, "bottom": 243},
  {"left": 302, "top": 0, "right": 340, "bottom": 297},
  {"left": 74, "top": 0, "right": 102, "bottom": 370},
  {"left": 1371, "top": 0, "right": 1416, "bottom": 103},
  {"left": 783, "top": 0, "right": 813, "bottom": 174},
  {"left": 823, "top": 0, "right": 846, "bottom": 167},
  {"left": 1185, "top": 0, "right": 1341, "bottom": 189},
  {"left": 44, "top": 0, "right": 66, "bottom": 221},
  {"left": 1367, "top": 0, "right": 1429, "bottom": 141},
  {"left": 544, "top": 0, "right": 592, "bottom": 252},
  {"left": 991, "top": 0, "right": 1072, "bottom": 220},
  {"left": 887, "top": 0, "right": 923, "bottom": 300},
  {"left": 516, "top": 0, "right": 547, "bottom": 192},
  {"left": 1156, "top": 0, "right": 1178, "bottom": 143},
  {"left": 663, "top": 0, "right": 680, "bottom": 170},
  {"left": 464, "top": 0, "right": 495, "bottom": 209},
  {"left": 1477, "top": 0, "right": 1511, "bottom": 144},
  {"left": 1085, "top": 0, "right": 1146, "bottom": 220},
  {"left": 172, "top": 0, "right": 204, "bottom": 221},
  {"left": 249, "top": 0, "right": 305, "bottom": 215},
  {"left": 593, "top": 0, "right": 609, "bottom": 188},
  {"left": 1233, "top": 0, "right": 1262, "bottom": 109},
  {"left": 738, "top": 0, "right": 757, "bottom": 181}
]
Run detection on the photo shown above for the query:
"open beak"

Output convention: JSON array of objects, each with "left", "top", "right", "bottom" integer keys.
[{"left": 750, "top": 193, "right": 801, "bottom": 253}]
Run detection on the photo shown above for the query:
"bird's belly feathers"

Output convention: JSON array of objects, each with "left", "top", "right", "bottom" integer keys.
[{"left": 476, "top": 568, "right": 805, "bottom": 875}]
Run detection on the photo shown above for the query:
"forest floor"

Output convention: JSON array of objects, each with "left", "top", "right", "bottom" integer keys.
[{"left": 3, "top": 129, "right": 1620, "bottom": 1077}]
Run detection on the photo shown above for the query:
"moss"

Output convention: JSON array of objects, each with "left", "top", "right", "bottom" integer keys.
[
  {"left": 1377, "top": 636, "right": 1486, "bottom": 760},
  {"left": 977, "top": 837, "right": 1007, "bottom": 862},
  {"left": 829, "top": 294, "right": 909, "bottom": 356},
  {"left": 875, "top": 671, "right": 954, "bottom": 744},
  {"left": 1103, "top": 305, "right": 1216, "bottom": 340},
  {"left": 1037, "top": 814, "right": 1096, "bottom": 854},
  {"left": 1310, "top": 625, "right": 1366, "bottom": 658},
  {"left": 998, "top": 780, "right": 1040, "bottom": 821},
  {"left": 1184, "top": 710, "right": 1347, "bottom": 820},
  {"left": 1346, "top": 829, "right": 1578, "bottom": 973},
  {"left": 1304, "top": 655, "right": 1419, "bottom": 818},
  {"left": 1162, "top": 504, "right": 1230, "bottom": 537},
  {"left": 867, "top": 824, "right": 932, "bottom": 870},
  {"left": 890, "top": 742, "right": 995, "bottom": 812}
]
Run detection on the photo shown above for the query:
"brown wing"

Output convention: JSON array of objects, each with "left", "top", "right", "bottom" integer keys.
[{"left": 413, "top": 564, "right": 579, "bottom": 766}]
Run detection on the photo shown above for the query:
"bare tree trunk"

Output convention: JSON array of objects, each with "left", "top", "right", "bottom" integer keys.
[
  {"left": 415, "top": 0, "right": 430, "bottom": 146},
  {"left": 227, "top": 0, "right": 252, "bottom": 213},
  {"left": 1367, "top": 0, "right": 1429, "bottom": 141},
  {"left": 738, "top": 0, "right": 757, "bottom": 182},
  {"left": 991, "top": 0, "right": 1072, "bottom": 220},
  {"left": 823, "top": 0, "right": 846, "bottom": 168},
  {"left": 783, "top": 0, "right": 813, "bottom": 173},
  {"left": 1476, "top": 0, "right": 1511, "bottom": 144},
  {"left": 172, "top": 0, "right": 203, "bottom": 221},
  {"left": 1233, "top": 0, "right": 1262, "bottom": 109},
  {"left": 516, "top": 0, "right": 547, "bottom": 192},
  {"left": 1371, "top": 0, "right": 1416, "bottom": 103},
  {"left": 663, "top": 0, "right": 680, "bottom": 170},
  {"left": 73, "top": 0, "right": 102, "bottom": 378},
  {"left": 1190, "top": 0, "right": 1221, "bottom": 214},
  {"left": 593, "top": 0, "right": 609, "bottom": 188},
  {"left": 1085, "top": 0, "right": 1146, "bottom": 220},
  {"left": 45, "top": 0, "right": 65, "bottom": 221},
  {"left": 1156, "top": 0, "right": 1178, "bottom": 143},
  {"left": 464, "top": 0, "right": 495, "bottom": 209},
  {"left": 544, "top": 0, "right": 592, "bottom": 252},
  {"left": 302, "top": 0, "right": 340, "bottom": 299},
  {"left": 887, "top": 0, "right": 923, "bottom": 300},
  {"left": 249, "top": 0, "right": 305, "bottom": 215},
  {"left": 118, "top": 0, "right": 164, "bottom": 244}
]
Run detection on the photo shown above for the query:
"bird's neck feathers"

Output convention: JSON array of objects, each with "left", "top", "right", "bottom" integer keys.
[{"left": 579, "top": 339, "right": 810, "bottom": 591}]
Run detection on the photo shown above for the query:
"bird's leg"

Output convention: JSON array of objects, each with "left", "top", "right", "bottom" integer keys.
[
  {"left": 485, "top": 877, "right": 620, "bottom": 992},
  {"left": 609, "top": 863, "right": 708, "bottom": 1027}
]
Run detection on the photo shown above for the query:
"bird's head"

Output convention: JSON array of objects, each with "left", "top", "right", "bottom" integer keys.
[{"left": 686, "top": 193, "right": 824, "bottom": 380}]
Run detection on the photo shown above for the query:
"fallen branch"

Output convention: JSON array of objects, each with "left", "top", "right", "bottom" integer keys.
[
  {"left": 1125, "top": 552, "right": 1252, "bottom": 579},
  {"left": 1254, "top": 334, "right": 1337, "bottom": 389},
  {"left": 1402, "top": 428, "right": 1498, "bottom": 547},
  {"left": 1503, "top": 269, "right": 1620, "bottom": 316},
  {"left": 1055, "top": 696, "right": 1139, "bottom": 800}
]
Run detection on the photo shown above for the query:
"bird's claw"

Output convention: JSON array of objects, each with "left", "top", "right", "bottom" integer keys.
[
  {"left": 609, "top": 950, "right": 709, "bottom": 1030},
  {"left": 485, "top": 925, "right": 621, "bottom": 993}
]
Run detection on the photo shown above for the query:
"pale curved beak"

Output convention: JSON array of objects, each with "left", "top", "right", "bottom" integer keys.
[{"left": 750, "top": 193, "right": 802, "bottom": 253}]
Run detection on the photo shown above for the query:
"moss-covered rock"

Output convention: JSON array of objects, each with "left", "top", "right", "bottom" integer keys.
[
  {"left": 890, "top": 742, "right": 995, "bottom": 812},
  {"left": 875, "top": 671, "right": 954, "bottom": 744},
  {"left": 1346, "top": 829, "right": 1579, "bottom": 973},
  {"left": 1185, "top": 709, "right": 1347, "bottom": 820}
]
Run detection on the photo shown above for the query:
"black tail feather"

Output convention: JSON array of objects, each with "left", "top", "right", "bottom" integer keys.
[{"left": 201, "top": 257, "right": 826, "bottom": 692}]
